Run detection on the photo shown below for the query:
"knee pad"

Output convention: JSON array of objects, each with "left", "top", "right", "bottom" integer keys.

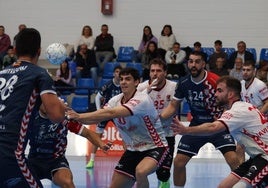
[{"left": 156, "top": 168, "right": 171, "bottom": 182}]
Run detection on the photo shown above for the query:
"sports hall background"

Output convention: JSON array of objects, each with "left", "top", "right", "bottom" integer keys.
[{"left": 0, "top": 0, "right": 266, "bottom": 157}]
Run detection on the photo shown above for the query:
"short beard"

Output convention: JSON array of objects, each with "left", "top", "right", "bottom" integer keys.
[{"left": 190, "top": 68, "right": 202, "bottom": 78}]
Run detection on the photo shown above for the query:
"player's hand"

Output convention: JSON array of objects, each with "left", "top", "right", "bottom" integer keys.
[
  {"left": 101, "top": 141, "right": 113, "bottom": 152},
  {"left": 171, "top": 115, "right": 187, "bottom": 135},
  {"left": 66, "top": 109, "right": 80, "bottom": 121},
  {"left": 147, "top": 78, "right": 158, "bottom": 93}
]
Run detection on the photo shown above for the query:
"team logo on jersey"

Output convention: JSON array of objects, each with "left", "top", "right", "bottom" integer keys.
[{"left": 166, "top": 95, "right": 171, "bottom": 101}]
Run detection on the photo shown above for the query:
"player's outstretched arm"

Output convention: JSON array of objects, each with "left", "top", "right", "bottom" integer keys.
[
  {"left": 171, "top": 116, "right": 226, "bottom": 136},
  {"left": 160, "top": 99, "right": 180, "bottom": 119},
  {"left": 67, "top": 106, "right": 131, "bottom": 125}
]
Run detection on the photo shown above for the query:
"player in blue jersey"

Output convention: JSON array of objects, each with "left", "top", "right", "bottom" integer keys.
[
  {"left": 0, "top": 28, "right": 66, "bottom": 188},
  {"left": 27, "top": 102, "right": 111, "bottom": 188},
  {"left": 86, "top": 65, "right": 122, "bottom": 168},
  {"left": 161, "top": 51, "right": 240, "bottom": 188}
]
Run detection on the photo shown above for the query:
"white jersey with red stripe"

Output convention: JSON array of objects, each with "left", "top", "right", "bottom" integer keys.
[
  {"left": 218, "top": 101, "right": 268, "bottom": 161},
  {"left": 137, "top": 79, "right": 177, "bottom": 137},
  {"left": 106, "top": 90, "right": 168, "bottom": 151},
  {"left": 241, "top": 77, "right": 268, "bottom": 108}
]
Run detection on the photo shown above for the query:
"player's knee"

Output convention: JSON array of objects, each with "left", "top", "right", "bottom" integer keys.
[
  {"left": 54, "top": 177, "right": 74, "bottom": 188},
  {"left": 156, "top": 169, "right": 170, "bottom": 182},
  {"left": 173, "top": 156, "right": 187, "bottom": 169}
]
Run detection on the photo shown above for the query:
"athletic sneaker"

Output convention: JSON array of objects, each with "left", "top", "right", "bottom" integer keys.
[
  {"left": 86, "top": 160, "right": 94, "bottom": 169},
  {"left": 158, "top": 180, "right": 170, "bottom": 188}
]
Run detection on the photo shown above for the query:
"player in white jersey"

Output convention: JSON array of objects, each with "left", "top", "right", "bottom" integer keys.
[
  {"left": 67, "top": 67, "right": 168, "bottom": 188},
  {"left": 238, "top": 60, "right": 268, "bottom": 164},
  {"left": 241, "top": 60, "right": 268, "bottom": 114},
  {"left": 137, "top": 58, "right": 176, "bottom": 188},
  {"left": 172, "top": 76, "right": 268, "bottom": 188}
]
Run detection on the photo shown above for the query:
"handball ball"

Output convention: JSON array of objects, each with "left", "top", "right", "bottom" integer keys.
[{"left": 45, "top": 43, "right": 67, "bottom": 65}]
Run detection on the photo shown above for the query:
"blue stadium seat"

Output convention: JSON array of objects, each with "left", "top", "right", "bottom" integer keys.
[
  {"left": 103, "top": 62, "right": 121, "bottom": 79},
  {"left": 68, "top": 60, "right": 77, "bottom": 78},
  {"left": 98, "top": 78, "right": 110, "bottom": 88},
  {"left": 125, "top": 62, "right": 143, "bottom": 76},
  {"left": 71, "top": 96, "right": 89, "bottom": 113},
  {"left": 202, "top": 47, "right": 214, "bottom": 58},
  {"left": 117, "top": 46, "right": 135, "bottom": 62},
  {"left": 246, "top": 48, "right": 257, "bottom": 61},
  {"left": 260, "top": 48, "right": 268, "bottom": 61},
  {"left": 222, "top": 47, "right": 235, "bottom": 58},
  {"left": 75, "top": 78, "right": 95, "bottom": 95}
]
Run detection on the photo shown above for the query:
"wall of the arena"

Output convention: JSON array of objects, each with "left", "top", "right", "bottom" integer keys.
[
  {"left": 1, "top": 0, "right": 261, "bottom": 158},
  {"left": 0, "top": 0, "right": 267, "bottom": 61}
]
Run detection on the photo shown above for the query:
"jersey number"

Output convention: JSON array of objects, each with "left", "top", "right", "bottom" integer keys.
[
  {"left": 0, "top": 75, "right": 18, "bottom": 100},
  {"left": 154, "top": 100, "right": 164, "bottom": 110}
]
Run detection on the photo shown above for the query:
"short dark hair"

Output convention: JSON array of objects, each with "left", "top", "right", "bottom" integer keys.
[
  {"left": 214, "top": 40, "right": 222, "bottom": 46},
  {"left": 217, "top": 76, "right": 241, "bottom": 97},
  {"left": 119, "top": 67, "right": 140, "bottom": 81},
  {"left": 113, "top": 65, "right": 122, "bottom": 72},
  {"left": 189, "top": 50, "right": 205, "bottom": 61},
  {"left": 15, "top": 28, "right": 41, "bottom": 58},
  {"left": 149, "top": 58, "right": 167, "bottom": 71},
  {"left": 194, "top": 41, "right": 201, "bottom": 47},
  {"left": 243, "top": 60, "right": 256, "bottom": 68}
]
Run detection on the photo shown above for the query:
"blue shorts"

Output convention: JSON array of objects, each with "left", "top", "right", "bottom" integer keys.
[
  {"left": 115, "top": 147, "right": 168, "bottom": 180},
  {"left": 177, "top": 130, "right": 236, "bottom": 157},
  {"left": 27, "top": 156, "right": 70, "bottom": 180},
  {"left": 0, "top": 155, "right": 43, "bottom": 188},
  {"left": 96, "top": 120, "right": 110, "bottom": 134}
]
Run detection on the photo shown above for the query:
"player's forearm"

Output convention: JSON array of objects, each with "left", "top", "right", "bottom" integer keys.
[
  {"left": 186, "top": 122, "right": 223, "bottom": 136},
  {"left": 80, "top": 127, "right": 105, "bottom": 148},
  {"left": 77, "top": 109, "right": 117, "bottom": 124}
]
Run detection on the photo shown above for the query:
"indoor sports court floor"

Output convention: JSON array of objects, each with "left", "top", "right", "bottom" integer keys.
[{"left": 42, "top": 155, "right": 231, "bottom": 188}]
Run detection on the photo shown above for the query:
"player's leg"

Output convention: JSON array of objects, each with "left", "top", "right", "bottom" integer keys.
[
  {"left": 223, "top": 150, "right": 241, "bottom": 170},
  {"left": 173, "top": 153, "right": 191, "bottom": 186},
  {"left": 212, "top": 131, "right": 241, "bottom": 170},
  {"left": 86, "top": 122, "right": 106, "bottom": 168},
  {"left": 135, "top": 147, "right": 168, "bottom": 188},
  {"left": 173, "top": 135, "right": 204, "bottom": 187},
  {"left": 87, "top": 133, "right": 102, "bottom": 168},
  {"left": 53, "top": 168, "right": 75, "bottom": 188},
  {"left": 236, "top": 144, "right": 246, "bottom": 164},
  {"left": 218, "top": 173, "right": 241, "bottom": 188},
  {"left": 156, "top": 136, "right": 175, "bottom": 188},
  {"left": 109, "top": 171, "right": 135, "bottom": 188}
]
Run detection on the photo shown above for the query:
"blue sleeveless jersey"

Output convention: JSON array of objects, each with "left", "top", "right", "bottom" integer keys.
[
  {"left": 99, "top": 79, "right": 121, "bottom": 106},
  {"left": 0, "top": 61, "right": 56, "bottom": 158},
  {"left": 174, "top": 71, "right": 222, "bottom": 125},
  {"left": 28, "top": 112, "right": 68, "bottom": 159}
]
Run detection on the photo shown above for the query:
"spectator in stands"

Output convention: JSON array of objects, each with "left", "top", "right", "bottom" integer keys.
[
  {"left": 54, "top": 59, "right": 74, "bottom": 93},
  {"left": 193, "top": 41, "right": 208, "bottom": 64},
  {"left": 141, "top": 41, "right": 160, "bottom": 80},
  {"left": 95, "top": 24, "right": 115, "bottom": 76},
  {"left": 229, "top": 57, "right": 243, "bottom": 81},
  {"left": 227, "top": 41, "right": 255, "bottom": 70},
  {"left": 0, "top": 25, "right": 11, "bottom": 70},
  {"left": 165, "top": 42, "right": 186, "bottom": 79},
  {"left": 211, "top": 56, "right": 229, "bottom": 77},
  {"left": 136, "top": 25, "right": 158, "bottom": 62},
  {"left": 13, "top": 24, "right": 26, "bottom": 46},
  {"left": 74, "top": 25, "right": 95, "bottom": 53},
  {"left": 158, "top": 24, "right": 176, "bottom": 52},
  {"left": 2, "top": 45, "right": 17, "bottom": 69},
  {"left": 256, "top": 60, "right": 268, "bottom": 85},
  {"left": 75, "top": 44, "right": 98, "bottom": 86},
  {"left": 208, "top": 40, "right": 228, "bottom": 71}
]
